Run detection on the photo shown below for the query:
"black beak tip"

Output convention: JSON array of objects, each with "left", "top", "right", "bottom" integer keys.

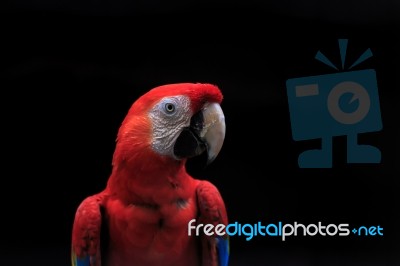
[{"left": 206, "top": 154, "right": 216, "bottom": 166}]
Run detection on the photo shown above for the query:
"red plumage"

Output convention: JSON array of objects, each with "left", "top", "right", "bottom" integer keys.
[{"left": 71, "top": 83, "right": 228, "bottom": 266}]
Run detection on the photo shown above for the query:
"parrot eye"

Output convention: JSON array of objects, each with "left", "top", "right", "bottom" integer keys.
[
  {"left": 164, "top": 103, "right": 176, "bottom": 114},
  {"left": 157, "top": 97, "right": 183, "bottom": 116}
]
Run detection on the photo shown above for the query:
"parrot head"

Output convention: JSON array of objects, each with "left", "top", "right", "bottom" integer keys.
[{"left": 112, "top": 83, "right": 225, "bottom": 170}]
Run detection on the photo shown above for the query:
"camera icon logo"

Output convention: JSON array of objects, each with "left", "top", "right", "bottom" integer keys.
[{"left": 286, "top": 39, "right": 382, "bottom": 168}]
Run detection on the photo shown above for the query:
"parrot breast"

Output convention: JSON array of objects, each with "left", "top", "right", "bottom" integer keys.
[{"left": 104, "top": 172, "right": 201, "bottom": 266}]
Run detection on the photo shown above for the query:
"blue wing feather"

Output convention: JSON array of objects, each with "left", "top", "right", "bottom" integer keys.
[
  {"left": 71, "top": 250, "right": 91, "bottom": 266},
  {"left": 76, "top": 256, "right": 90, "bottom": 266},
  {"left": 217, "top": 236, "right": 229, "bottom": 266}
]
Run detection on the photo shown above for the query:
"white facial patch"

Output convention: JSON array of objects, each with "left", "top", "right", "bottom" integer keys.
[{"left": 149, "top": 95, "right": 192, "bottom": 157}]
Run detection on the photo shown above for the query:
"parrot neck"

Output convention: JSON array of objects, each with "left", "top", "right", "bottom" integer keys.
[{"left": 106, "top": 151, "right": 194, "bottom": 205}]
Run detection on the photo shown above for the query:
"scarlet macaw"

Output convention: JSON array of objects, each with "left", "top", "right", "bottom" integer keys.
[{"left": 71, "top": 83, "right": 229, "bottom": 266}]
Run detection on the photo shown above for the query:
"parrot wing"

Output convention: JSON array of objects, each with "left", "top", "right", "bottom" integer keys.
[
  {"left": 71, "top": 195, "right": 108, "bottom": 266},
  {"left": 196, "top": 180, "right": 229, "bottom": 266}
]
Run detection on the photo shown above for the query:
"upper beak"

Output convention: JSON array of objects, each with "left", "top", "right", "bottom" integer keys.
[
  {"left": 199, "top": 103, "right": 226, "bottom": 164},
  {"left": 173, "top": 102, "right": 226, "bottom": 164}
]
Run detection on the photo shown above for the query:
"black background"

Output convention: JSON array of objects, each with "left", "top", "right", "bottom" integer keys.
[{"left": 1, "top": 1, "right": 399, "bottom": 265}]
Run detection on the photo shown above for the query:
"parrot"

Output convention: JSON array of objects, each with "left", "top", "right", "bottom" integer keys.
[{"left": 71, "top": 83, "right": 229, "bottom": 266}]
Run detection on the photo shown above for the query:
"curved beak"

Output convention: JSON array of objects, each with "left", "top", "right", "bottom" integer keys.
[
  {"left": 200, "top": 103, "right": 226, "bottom": 164},
  {"left": 173, "top": 102, "right": 226, "bottom": 164}
]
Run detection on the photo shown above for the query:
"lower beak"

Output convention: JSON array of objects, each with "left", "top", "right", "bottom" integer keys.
[{"left": 173, "top": 103, "right": 226, "bottom": 164}]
